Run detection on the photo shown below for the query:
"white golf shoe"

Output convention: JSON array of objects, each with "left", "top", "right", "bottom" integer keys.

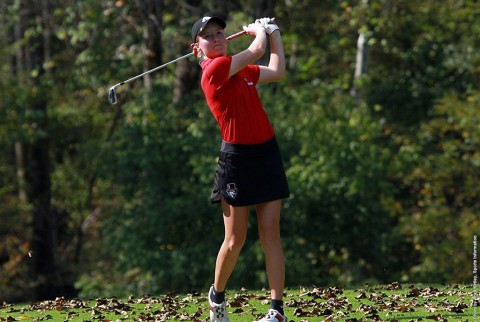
[
  {"left": 208, "top": 286, "right": 230, "bottom": 322},
  {"left": 256, "top": 309, "right": 287, "bottom": 322}
]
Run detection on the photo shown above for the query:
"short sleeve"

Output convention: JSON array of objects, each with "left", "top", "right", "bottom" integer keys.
[{"left": 201, "top": 56, "right": 232, "bottom": 89}]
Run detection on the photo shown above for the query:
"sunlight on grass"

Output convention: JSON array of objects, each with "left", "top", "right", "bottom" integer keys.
[{"left": 0, "top": 284, "right": 476, "bottom": 321}]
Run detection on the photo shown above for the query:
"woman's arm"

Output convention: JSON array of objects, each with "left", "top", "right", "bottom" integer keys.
[
  {"left": 229, "top": 22, "right": 267, "bottom": 78},
  {"left": 257, "top": 27, "right": 285, "bottom": 84}
]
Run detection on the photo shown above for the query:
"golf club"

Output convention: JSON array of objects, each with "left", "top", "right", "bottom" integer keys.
[{"left": 108, "top": 30, "right": 247, "bottom": 104}]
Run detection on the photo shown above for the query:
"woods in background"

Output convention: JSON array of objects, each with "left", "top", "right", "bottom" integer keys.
[{"left": 0, "top": 0, "right": 478, "bottom": 301}]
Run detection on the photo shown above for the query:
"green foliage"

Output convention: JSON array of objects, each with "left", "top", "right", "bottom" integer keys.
[
  {"left": 0, "top": 0, "right": 479, "bottom": 301},
  {"left": 364, "top": 0, "right": 480, "bottom": 126},
  {"left": 0, "top": 197, "right": 32, "bottom": 303},
  {"left": 265, "top": 83, "right": 409, "bottom": 285},
  {"left": 81, "top": 87, "right": 219, "bottom": 295},
  {"left": 395, "top": 93, "right": 480, "bottom": 282}
]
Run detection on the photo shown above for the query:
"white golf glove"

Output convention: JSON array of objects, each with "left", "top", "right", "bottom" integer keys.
[{"left": 257, "top": 17, "right": 279, "bottom": 35}]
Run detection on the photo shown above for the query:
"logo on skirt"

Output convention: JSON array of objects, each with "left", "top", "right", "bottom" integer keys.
[{"left": 226, "top": 183, "right": 238, "bottom": 199}]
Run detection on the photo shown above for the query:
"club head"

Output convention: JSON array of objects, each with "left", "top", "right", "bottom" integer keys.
[{"left": 108, "top": 86, "right": 117, "bottom": 104}]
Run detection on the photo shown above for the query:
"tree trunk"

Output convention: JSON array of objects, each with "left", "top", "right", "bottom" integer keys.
[
  {"left": 254, "top": 0, "right": 274, "bottom": 66},
  {"left": 13, "top": 11, "right": 28, "bottom": 203},
  {"left": 351, "top": 0, "right": 369, "bottom": 101},
  {"left": 12, "top": 0, "right": 72, "bottom": 300},
  {"left": 27, "top": 117, "right": 55, "bottom": 300},
  {"left": 137, "top": 0, "right": 163, "bottom": 103},
  {"left": 144, "top": 0, "right": 163, "bottom": 70},
  {"left": 15, "top": 142, "right": 28, "bottom": 203},
  {"left": 254, "top": 0, "right": 274, "bottom": 19},
  {"left": 173, "top": 4, "right": 198, "bottom": 104}
]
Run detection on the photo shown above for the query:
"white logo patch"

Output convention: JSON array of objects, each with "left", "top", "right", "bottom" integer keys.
[{"left": 226, "top": 183, "right": 238, "bottom": 199}]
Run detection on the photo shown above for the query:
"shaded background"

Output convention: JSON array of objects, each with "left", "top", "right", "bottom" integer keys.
[{"left": 0, "top": 0, "right": 478, "bottom": 302}]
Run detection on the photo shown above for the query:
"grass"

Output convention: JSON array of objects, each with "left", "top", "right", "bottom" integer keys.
[{"left": 0, "top": 283, "right": 477, "bottom": 321}]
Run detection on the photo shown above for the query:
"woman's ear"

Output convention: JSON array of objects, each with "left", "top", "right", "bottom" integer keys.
[{"left": 190, "top": 43, "right": 200, "bottom": 58}]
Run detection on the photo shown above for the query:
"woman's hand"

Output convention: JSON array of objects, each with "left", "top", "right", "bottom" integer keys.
[
  {"left": 242, "top": 21, "right": 266, "bottom": 38},
  {"left": 256, "top": 17, "right": 279, "bottom": 35}
]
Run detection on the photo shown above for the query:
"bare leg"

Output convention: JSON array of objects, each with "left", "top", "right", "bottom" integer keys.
[
  {"left": 213, "top": 198, "right": 250, "bottom": 292},
  {"left": 256, "top": 199, "right": 285, "bottom": 300}
]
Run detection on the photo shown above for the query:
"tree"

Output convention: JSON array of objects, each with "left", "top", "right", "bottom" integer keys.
[
  {"left": 10, "top": 0, "right": 58, "bottom": 300},
  {"left": 1, "top": 0, "right": 479, "bottom": 301},
  {"left": 394, "top": 93, "right": 480, "bottom": 282}
]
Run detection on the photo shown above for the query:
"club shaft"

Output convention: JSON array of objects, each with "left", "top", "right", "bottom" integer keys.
[
  {"left": 108, "top": 29, "right": 249, "bottom": 106},
  {"left": 113, "top": 30, "right": 246, "bottom": 88},
  {"left": 114, "top": 52, "right": 193, "bottom": 88}
]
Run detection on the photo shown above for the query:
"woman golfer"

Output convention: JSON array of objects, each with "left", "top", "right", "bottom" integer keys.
[{"left": 191, "top": 16, "right": 290, "bottom": 322}]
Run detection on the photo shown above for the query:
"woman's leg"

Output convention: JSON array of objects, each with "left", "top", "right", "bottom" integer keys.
[
  {"left": 213, "top": 198, "right": 250, "bottom": 292},
  {"left": 256, "top": 199, "right": 285, "bottom": 300}
]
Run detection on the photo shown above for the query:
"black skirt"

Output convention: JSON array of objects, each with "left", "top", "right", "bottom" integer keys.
[{"left": 211, "top": 136, "right": 290, "bottom": 206}]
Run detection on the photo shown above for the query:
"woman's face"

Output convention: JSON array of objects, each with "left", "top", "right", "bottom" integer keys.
[{"left": 197, "top": 22, "right": 227, "bottom": 58}]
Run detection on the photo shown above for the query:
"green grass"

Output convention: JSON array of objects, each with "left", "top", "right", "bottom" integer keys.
[{"left": 0, "top": 284, "right": 477, "bottom": 321}]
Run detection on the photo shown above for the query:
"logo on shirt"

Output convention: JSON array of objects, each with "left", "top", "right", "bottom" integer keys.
[
  {"left": 226, "top": 183, "right": 238, "bottom": 199},
  {"left": 243, "top": 78, "right": 254, "bottom": 86}
]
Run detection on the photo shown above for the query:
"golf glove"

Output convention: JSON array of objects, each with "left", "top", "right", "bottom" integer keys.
[{"left": 258, "top": 17, "right": 279, "bottom": 35}]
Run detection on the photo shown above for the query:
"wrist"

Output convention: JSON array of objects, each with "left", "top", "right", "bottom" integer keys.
[{"left": 265, "top": 24, "right": 279, "bottom": 35}]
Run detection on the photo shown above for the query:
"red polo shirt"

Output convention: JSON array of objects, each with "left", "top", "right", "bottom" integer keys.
[{"left": 200, "top": 56, "right": 274, "bottom": 144}]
